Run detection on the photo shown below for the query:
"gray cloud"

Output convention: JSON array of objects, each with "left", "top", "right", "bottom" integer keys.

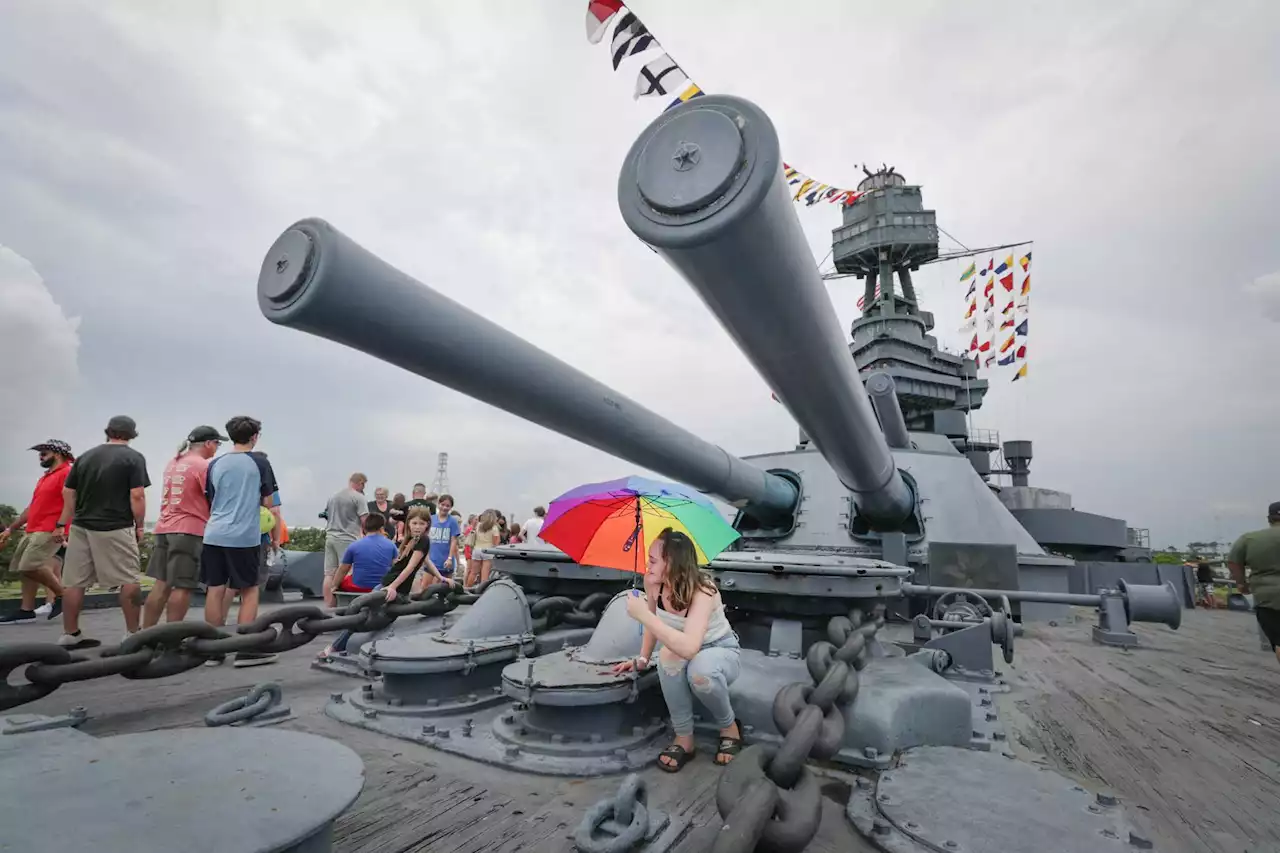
[
  {"left": 1244, "top": 272, "right": 1280, "bottom": 322},
  {"left": 0, "top": 246, "right": 82, "bottom": 502},
  {"left": 0, "top": 1, "right": 1276, "bottom": 548}
]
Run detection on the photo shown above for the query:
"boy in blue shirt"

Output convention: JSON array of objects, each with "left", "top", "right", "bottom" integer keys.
[
  {"left": 202, "top": 416, "right": 277, "bottom": 666},
  {"left": 334, "top": 514, "right": 398, "bottom": 593}
]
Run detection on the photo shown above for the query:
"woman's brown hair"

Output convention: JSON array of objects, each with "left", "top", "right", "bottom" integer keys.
[
  {"left": 657, "top": 527, "right": 717, "bottom": 612},
  {"left": 478, "top": 510, "right": 497, "bottom": 534},
  {"left": 395, "top": 506, "right": 432, "bottom": 562}
]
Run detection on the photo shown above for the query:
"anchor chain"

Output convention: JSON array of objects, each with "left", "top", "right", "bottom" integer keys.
[
  {"left": 0, "top": 583, "right": 480, "bottom": 712},
  {"left": 530, "top": 592, "right": 612, "bottom": 633},
  {"left": 574, "top": 773, "right": 651, "bottom": 853},
  {"left": 205, "top": 682, "right": 286, "bottom": 727},
  {"left": 713, "top": 604, "right": 885, "bottom": 853}
]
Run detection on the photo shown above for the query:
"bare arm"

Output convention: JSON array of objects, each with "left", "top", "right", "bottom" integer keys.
[
  {"left": 333, "top": 561, "right": 352, "bottom": 590},
  {"left": 130, "top": 486, "right": 146, "bottom": 541},
  {"left": 636, "top": 591, "right": 715, "bottom": 660},
  {"left": 1, "top": 505, "right": 30, "bottom": 541},
  {"left": 57, "top": 488, "right": 75, "bottom": 528},
  {"left": 130, "top": 486, "right": 146, "bottom": 527},
  {"left": 1228, "top": 561, "right": 1249, "bottom": 592}
]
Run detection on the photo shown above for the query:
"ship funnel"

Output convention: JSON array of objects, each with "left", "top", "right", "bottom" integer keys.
[
  {"left": 256, "top": 219, "right": 798, "bottom": 523},
  {"left": 617, "top": 96, "right": 914, "bottom": 528}
]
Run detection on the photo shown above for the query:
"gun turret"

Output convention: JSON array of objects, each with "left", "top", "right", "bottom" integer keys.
[
  {"left": 256, "top": 219, "right": 797, "bottom": 524},
  {"left": 617, "top": 95, "right": 915, "bottom": 528}
]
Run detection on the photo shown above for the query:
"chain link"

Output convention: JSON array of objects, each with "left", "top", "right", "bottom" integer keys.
[
  {"left": 530, "top": 591, "right": 612, "bottom": 633},
  {"left": 713, "top": 603, "right": 885, "bottom": 853},
  {"left": 0, "top": 583, "right": 488, "bottom": 712},
  {"left": 205, "top": 682, "right": 285, "bottom": 727},
  {"left": 573, "top": 772, "right": 650, "bottom": 853}
]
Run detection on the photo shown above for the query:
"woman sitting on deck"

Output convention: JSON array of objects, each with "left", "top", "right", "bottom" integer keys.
[{"left": 612, "top": 528, "right": 743, "bottom": 772}]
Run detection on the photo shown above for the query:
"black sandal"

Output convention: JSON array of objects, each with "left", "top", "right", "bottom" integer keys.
[
  {"left": 657, "top": 744, "right": 695, "bottom": 773},
  {"left": 715, "top": 722, "right": 744, "bottom": 765}
]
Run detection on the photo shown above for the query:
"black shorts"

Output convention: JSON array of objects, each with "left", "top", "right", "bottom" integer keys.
[
  {"left": 1257, "top": 607, "right": 1280, "bottom": 650},
  {"left": 201, "top": 544, "right": 262, "bottom": 591}
]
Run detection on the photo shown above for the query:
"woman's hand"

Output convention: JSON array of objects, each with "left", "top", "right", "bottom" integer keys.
[
  {"left": 383, "top": 585, "right": 399, "bottom": 602},
  {"left": 625, "top": 591, "right": 650, "bottom": 622},
  {"left": 609, "top": 655, "right": 649, "bottom": 675}
]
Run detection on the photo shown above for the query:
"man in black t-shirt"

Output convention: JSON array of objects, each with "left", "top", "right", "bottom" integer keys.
[
  {"left": 404, "top": 482, "right": 436, "bottom": 517},
  {"left": 56, "top": 415, "right": 151, "bottom": 650}
]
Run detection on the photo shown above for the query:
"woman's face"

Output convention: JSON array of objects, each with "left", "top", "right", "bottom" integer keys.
[
  {"left": 375, "top": 488, "right": 388, "bottom": 502},
  {"left": 646, "top": 539, "right": 668, "bottom": 583},
  {"left": 408, "top": 517, "right": 428, "bottom": 538}
]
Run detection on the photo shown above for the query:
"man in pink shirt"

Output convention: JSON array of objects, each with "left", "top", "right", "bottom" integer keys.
[{"left": 141, "top": 425, "right": 227, "bottom": 627}]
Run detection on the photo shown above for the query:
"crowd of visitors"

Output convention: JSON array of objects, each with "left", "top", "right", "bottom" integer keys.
[{"left": 0, "top": 414, "right": 548, "bottom": 670}]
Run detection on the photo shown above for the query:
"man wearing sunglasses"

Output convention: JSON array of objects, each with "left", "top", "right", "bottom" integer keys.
[{"left": 0, "top": 440, "right": 73, "bottom": 624}]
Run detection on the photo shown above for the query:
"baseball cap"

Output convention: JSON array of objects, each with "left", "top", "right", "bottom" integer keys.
[
  {"left": 106, "top": 415, "right": 138, "bottom": 439},
  {"left": 1269, "top": 501, "right": 1280, "bottom": 519},
  {"left": 29, "top": 439, "right": 74, "bottom": 460},
  {"left": 188, "top": 425, "right": 230, "bottom": 443}
]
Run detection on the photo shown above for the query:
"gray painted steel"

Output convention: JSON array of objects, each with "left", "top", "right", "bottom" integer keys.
[
  {"left": 738, "top": 445, "right": 1049, "bottom": 559},
  {"left": 0, "top": 726, "right": 363, "bottom": 853},
  {"left": 848, "top": 746, "right": 1152, "bottom": 852},
  {"left": 1012, "top": 507, "right": 1130, "bottom": 549},
  {"left": 867, "top": 372, "right": 912, "bottom": 449},
  {"left": 257, "top": 219, "right": 796, "bottom": 522},
  {"left": 618, "top": 95, "right": 913, "bottom": 527}
]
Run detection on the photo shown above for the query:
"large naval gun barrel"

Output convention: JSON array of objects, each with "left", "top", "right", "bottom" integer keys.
[
  {"left": 257, "top": 219, "right": 797, "bottom": 521},
  {"left": 617, "top": 95, "right": 915, "bottom": 527}
]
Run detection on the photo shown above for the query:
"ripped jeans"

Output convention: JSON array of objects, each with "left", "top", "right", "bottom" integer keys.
[{"left": 657, "top": 634, "right": 741, "bottom": 737}]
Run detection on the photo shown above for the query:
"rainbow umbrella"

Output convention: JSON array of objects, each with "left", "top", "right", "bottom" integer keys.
[{"left": 540, "top": 475, "right": 739, "bottom": 574}]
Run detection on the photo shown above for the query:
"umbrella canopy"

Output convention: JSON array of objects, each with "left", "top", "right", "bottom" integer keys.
[{"left": 540, "top": 475, "right": 739, "bottom": 573}]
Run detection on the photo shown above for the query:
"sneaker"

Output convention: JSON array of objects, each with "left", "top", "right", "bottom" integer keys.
[
  {"left": 232, "top": 651, "right": 279, "bottom": 668},
  {"left": 34, "top": 602, "right": 52, "bottom": 617},
  {"left": 47, "top": 599, "right": 62, "bottom": 620},
  {"left": 57, "top": 632, "right": 101, "bottom": 650},
  {"left": 0, "top": 610, "right": 36, "bottom": 625}
]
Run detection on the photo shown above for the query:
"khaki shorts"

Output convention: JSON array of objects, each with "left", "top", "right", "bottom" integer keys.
[
  {"left": 12, "top": 531, "right": 60, "bottom": 574},
  {"left": 147, "top": 533, "right": 202, "bottom": 590},
  {"left": 63, "top": 526, "right": 141, "bottom": 589},
  {"left": 324, "top": 534, "right": 354, "bottom": 578}
]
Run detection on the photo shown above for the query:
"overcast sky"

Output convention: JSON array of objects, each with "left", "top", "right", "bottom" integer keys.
[{"left": 1, "top": 0, "right": 1277, "bottom": 548}]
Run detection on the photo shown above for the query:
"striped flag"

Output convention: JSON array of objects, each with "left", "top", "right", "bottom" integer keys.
[
  {"left": 664, "top": 82, "right": 703, "bottom": 111},
  {"left": 1012, "top": 363, "right": 1028, "bottom": 382},
  {"left": 586, "top": 0, "right": 624, "bottom": 44},
  {"left": 611, "top": 12, "right": 656, "bottom": 69},
  {"left": 1019, "top": 251, "right": 1033, "bottom": 272},
  {"left": 856, "top": 281, "right": 882, "bottom": 309},
  {"left": 959, "top": 261, "right": 977, "bottom": 282}
]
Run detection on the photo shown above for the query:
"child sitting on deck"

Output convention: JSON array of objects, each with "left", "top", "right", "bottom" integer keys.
[{"left": 333, "top": 513, "right": 397, "bottom": 594}]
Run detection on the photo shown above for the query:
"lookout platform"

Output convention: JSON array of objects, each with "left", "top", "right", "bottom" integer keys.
[{"left": 5, "top": 604, "right": 1278, "bottom": 853}]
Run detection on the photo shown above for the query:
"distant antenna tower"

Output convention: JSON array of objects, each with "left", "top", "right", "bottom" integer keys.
[{"left": 429, "top": 452, "right": 449, "bottom": 495}]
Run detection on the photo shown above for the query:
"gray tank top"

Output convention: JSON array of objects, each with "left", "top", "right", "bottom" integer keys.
[{"left": 655, "top": 590, "right": 732, "bottom": 646}]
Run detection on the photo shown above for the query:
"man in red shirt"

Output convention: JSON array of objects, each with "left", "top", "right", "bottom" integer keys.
[
  {"left": 0, "top": 440, "right": 72, "bottom": 624},
  {"left": 142, "top": 425, "right": 227, "bottom": 627}
]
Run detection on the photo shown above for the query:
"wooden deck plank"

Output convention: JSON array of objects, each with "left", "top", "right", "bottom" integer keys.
[{"left": 1003, "top": 607, "right": 1280, "bottom": 853}]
